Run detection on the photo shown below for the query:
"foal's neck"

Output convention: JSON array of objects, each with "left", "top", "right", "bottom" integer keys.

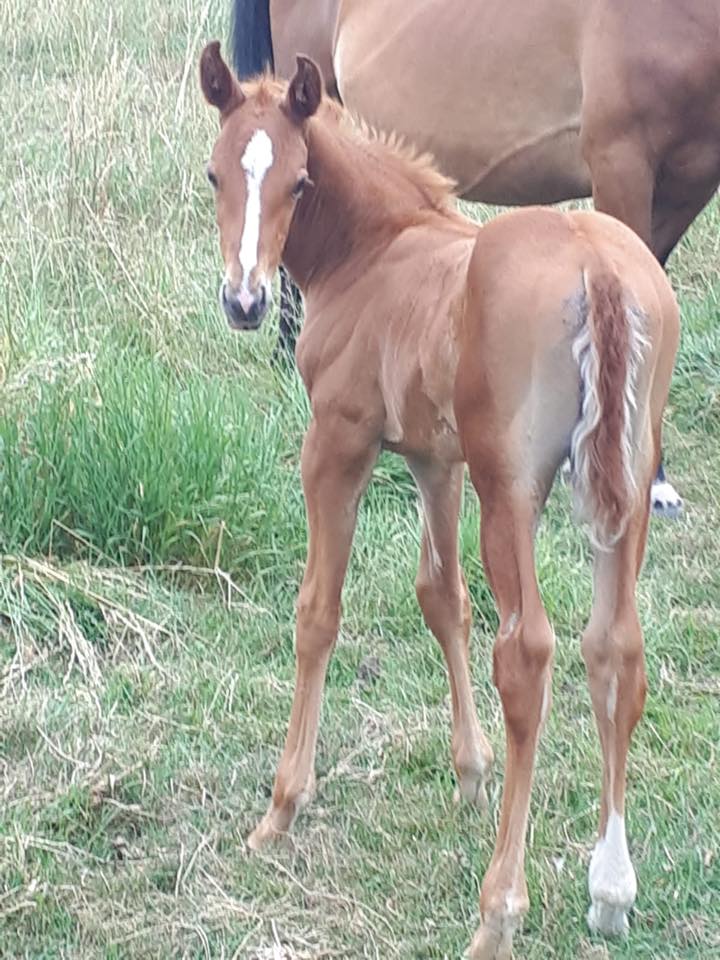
[{"left": 282, "top": 112, "right": 456, "bottom": 291}]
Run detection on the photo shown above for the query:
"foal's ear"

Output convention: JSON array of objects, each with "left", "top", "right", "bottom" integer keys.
[
  {"left": 200, "top": 41, "right": 244, "bottom": 118},
  {"left": 286, "top": 55, "right": 323, "bottom": 121}
]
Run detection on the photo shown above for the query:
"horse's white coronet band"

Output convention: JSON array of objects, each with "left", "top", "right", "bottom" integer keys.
[
  {"left": 651, "top": 479, "right": 682, "bottom": 509},
  {"left": 239, "top": 129, "right": 274, "bottom": 292}
]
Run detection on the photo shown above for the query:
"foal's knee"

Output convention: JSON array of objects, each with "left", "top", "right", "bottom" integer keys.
[
  {"left": 295, "top": 589, "right": 341, "bottom": 660},
  {"left": 416, "top": 569, "right": 468, "bottom": 642},
  {"left": 581, "top": 606, "right": 644, "bottom": 674},
  {"left": 493, "top": 611, "right": 555, "bottom": 739},
  {"left": 582, "top": 609, "right": 647, "bottom": 730}
]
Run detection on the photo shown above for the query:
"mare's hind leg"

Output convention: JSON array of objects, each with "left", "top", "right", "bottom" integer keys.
[
  {"left": 464, "top": 462, "right": 559, "bottom": 960},
  {"left": 407, "top": 457, "right": 494, "bottom": 808},
  {"left": 248, "top": 416, "right": 379, "bottom": 849},
  {"left": 582, "top": 136, "right": 681, "bottom": 517},
  {"left": 646, "top": 173, "right": 720, "bottom": 517},
  {"left": 582, "top": 498, "right": 652, "bottom": 936}
]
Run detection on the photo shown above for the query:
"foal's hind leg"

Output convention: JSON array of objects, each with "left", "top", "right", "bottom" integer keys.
[
  {"left": 407, "top": 457, "right": 494, "bottom": 808},
  {"left": 248, "top": 417, "right": 379, "bottom": 850},
  {"left": 582, "top": 500, "right": 652, "bottom": 936},
  {"left": 464, "top": 468, "right": 558, "bottom": 960}
]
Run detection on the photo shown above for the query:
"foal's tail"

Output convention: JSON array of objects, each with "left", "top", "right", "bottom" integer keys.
[{"left": 570, "top": 267, "right": 650, "bottom": 550}]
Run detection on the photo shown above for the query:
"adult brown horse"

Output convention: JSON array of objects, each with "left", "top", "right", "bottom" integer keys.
[
  {"left": 232, "top": 0, "right": 720, "bottom": 517},
  {"left": 200, "top": 43, "right": 679, "bottom": 958}
]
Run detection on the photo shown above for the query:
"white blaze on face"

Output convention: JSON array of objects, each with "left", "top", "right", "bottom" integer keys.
[{"left": 238, "top": 129, "right": 274, "bottom": 295}]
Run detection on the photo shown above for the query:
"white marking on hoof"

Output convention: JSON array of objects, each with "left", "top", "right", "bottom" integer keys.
[
  {"left": 587, "top": 811, "right": 637, "bottom": 937},
  {"left": 651, "top": 479, "right": 683, "bottom": 519}
]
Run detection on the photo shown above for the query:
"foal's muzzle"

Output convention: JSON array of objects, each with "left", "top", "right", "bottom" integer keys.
[{"left": 221, "top": 280, "right": 270, "bottom": 331}]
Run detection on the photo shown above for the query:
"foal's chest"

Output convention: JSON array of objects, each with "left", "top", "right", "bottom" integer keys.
[{"left": 298, "top": 228, "right": 473, "bottom": 463}]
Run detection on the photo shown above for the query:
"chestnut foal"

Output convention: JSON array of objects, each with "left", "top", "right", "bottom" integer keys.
[{"left": 200, "top": 44, "right": 679, "bottom": 958}]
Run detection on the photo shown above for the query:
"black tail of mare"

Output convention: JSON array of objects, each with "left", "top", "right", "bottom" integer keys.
[
  {"left": 231, "top": 0, "right": 302, "bottom": 362},
  {"left": 232, "top": 0, "right": 273, "bottom": 79}
]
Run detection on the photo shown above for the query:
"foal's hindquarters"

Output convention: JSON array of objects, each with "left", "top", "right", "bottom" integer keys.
[{"left": 454, "top": 208, "right": 679, "bottom": 958}]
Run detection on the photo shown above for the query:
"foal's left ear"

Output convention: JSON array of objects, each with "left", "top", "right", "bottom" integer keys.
[
  {"left": 286, "top": 55, "right": 323, "bottom": 121},
  {"left": 200, "top": 41, "right": 244, "bottom": 118}
]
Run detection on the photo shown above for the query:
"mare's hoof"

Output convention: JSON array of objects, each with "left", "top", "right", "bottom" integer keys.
[{"left": 651, "top": 478, "right": 683, "bottom": 518}]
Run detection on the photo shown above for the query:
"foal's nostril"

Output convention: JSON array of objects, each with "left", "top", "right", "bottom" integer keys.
[
  {"left": 220, "top": 282, "right": 246, "bottom": 325},
  {"left": 220, "top": 280, "right": 269, "bottom": 330}
]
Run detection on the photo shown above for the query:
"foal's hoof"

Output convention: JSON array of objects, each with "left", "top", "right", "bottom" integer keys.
[
  {"left": 651, "top": 478, "right": 683, "bottom": 518},
  {"left": 467, "top": 914, "right": 518, "bottom": 960},
  {"left": 454, "top": 770, "right": 490, "bottom": 811},
  {"left": 587, "top": 899, "right": 631, "bottom": 938},
  {"left": 247, "top": 803, "right": 298, "bottom": 851},
  {"left": 247, "top": 812, "right": 284, "bottom": 851},
  {"left": 248, "top": 785, "right": 313, "bottom": 851},
  {"left": 453, "top": 741, "right": 494, "bottom": 810}
]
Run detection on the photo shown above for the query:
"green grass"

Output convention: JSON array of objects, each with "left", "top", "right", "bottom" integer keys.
[{"left": 1, "top": 1, "right": 719, "bottom": 957}]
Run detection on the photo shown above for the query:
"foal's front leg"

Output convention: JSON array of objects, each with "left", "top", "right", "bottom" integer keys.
[
  {"left": 407, "top": 457, "right": 494, "bottom": 807},
  {"left": 248, "top": 417, "right": 379, "bottom": 850}
]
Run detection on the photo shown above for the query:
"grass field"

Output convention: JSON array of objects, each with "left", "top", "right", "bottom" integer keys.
[{"left": 1, "top": 1, "right": 719, "bottom": 957}]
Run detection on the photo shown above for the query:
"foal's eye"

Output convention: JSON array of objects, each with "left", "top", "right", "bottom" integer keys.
[
  {"left": 291, "top": 174, "right": 308, "bottom": 199},
  {"left": 206, "top": 167, "right": 218, "bottom": 190}
]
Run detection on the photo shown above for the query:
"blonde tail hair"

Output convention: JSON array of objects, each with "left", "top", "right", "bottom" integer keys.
[{"left": 570, "top": 268, "right": 649, "bottom": 550}]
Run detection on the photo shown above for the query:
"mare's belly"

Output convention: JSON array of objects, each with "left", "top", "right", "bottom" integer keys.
[{"left": 335, "top": 0, "right": 591, "bottom": 204}]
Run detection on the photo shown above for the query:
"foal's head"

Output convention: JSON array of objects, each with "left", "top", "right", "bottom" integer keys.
[{"left": 200, "top": 42, "right": 321, "bottom": 330}]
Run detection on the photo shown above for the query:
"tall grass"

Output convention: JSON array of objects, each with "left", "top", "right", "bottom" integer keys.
[{"left": 1, "top": 348, "right": 307, "bottom": 574}]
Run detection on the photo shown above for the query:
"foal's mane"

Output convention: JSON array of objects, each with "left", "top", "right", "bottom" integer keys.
[
  {"left": 347, "top": 115, "right": 458, "bottom": 214},
  {"left": 243, "top": 75, "right": 458, "bottom": 216}
]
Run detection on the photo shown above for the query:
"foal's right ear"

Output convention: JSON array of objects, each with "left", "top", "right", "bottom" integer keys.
[{"left": 200, "top": 41, "right": 244, "bottom": 118}]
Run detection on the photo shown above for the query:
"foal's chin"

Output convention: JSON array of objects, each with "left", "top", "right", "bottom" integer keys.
[{"left": 226, "top": 315, "right": 264, "bottom": 332}]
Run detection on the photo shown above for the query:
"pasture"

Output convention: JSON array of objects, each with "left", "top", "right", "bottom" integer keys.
[{"left": 1, "top": 1, "right": 719, "bottom": 957}]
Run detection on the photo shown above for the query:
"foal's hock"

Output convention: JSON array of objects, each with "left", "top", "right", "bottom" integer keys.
[{"left": 200, "top": 43, "right": 679, "bottom": 959}]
